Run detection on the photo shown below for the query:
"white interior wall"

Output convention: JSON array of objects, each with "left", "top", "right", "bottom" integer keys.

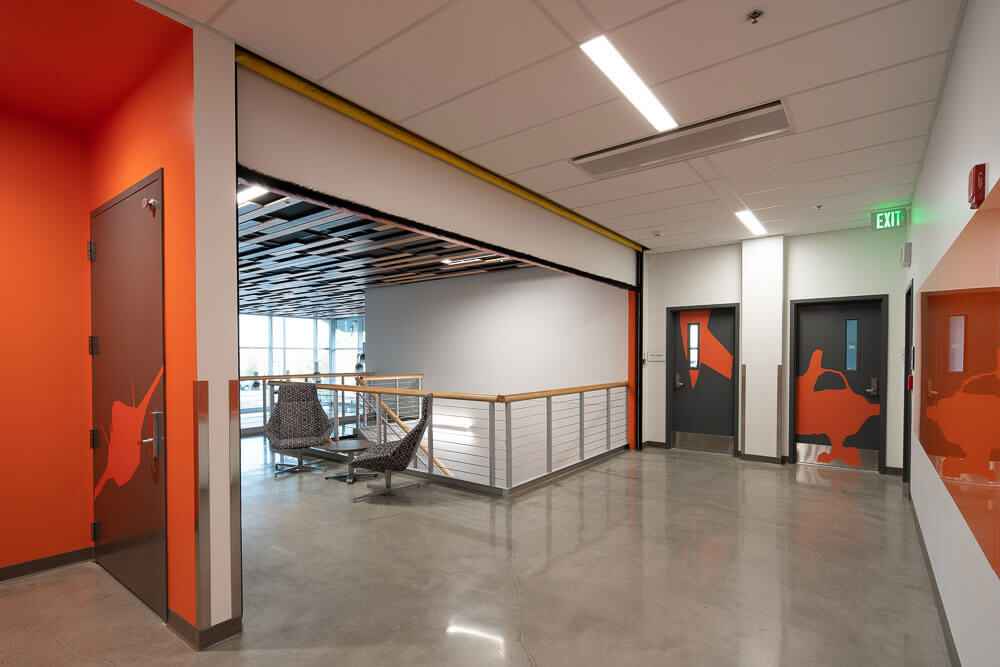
[
  {"left": 740, "top": 236, "right": 785, "bottom": 459},
  {"left": 193, "top": 27, "right": 238, "bottom": 627},
  {"left": 641, "top": 245, "right": 741, "bottom": 443},
  {"left": 235, "top": 67, "right": 637, "bottom": 286},
  {"left": 783, "top": 227, "right": 908, "bottom": 467},
  {"left": 903, "top": 0, "right": 1000, "bottom": 662},
  {"left": 365, "top": 268, "right": 628, "bottom": 395}
]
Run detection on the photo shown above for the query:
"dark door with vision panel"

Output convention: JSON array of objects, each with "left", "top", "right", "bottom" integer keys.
[
  {"left": 793, "top": 298, "right": 886, "bottom": 472},
  {"left": 91, "top": 170, "right": 168, "bottom": 619},
  {"left": 669, "top": 307, "right": 737, "bottom": 454}
]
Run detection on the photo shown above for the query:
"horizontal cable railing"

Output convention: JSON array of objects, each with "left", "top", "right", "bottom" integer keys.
[{"left": 256, "top": 376, "right": 629, "bottom": 495}]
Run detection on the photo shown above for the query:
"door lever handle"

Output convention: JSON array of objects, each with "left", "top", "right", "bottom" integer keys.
[
  {"left": 674, "top": 373, "right": 685, "bottom": 389},
  {"left": 864, "top": 377, "right": 879, "bottom": 397},
  {"left": 142, "top": 411, "right": 165, "bottom": 458}
]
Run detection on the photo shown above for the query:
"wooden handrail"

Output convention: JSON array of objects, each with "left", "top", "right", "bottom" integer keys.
[
  {"left": 497, "top": 382, "right": 628, "bottom": 403},
  {"left": 272, "top": 381, "right": 500, "bottom": 403},
  {"left": 356, "top": 377, "right": 454, "bottom": 478},
  {"left": 239, "top": 372, "right": 423, "bottom": 381}
]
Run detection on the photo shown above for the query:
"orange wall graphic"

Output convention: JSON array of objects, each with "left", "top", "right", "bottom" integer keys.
[
  {"left": 628, "top": 290, "right": 637, "bottom": 449},
  {"left": 795, "top": 349, "right": 880, "bottom": 467},
  {"left": 678, "top": 309, "right": 733, "bottom": 387},
  {"left": 88, "top": 35, "right": 198, "bottom": 623},
  {"left": 0, "top": 110, "right": 93, "bottom": 568}
]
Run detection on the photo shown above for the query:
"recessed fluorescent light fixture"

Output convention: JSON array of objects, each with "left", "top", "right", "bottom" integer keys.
[
  {"left": 580, "top": 35, "right": 677, "bottom": 132},
  {"left": 441, "top": 255, "right": 507, "bottom": 266},
  {"left": 735, "top": 209, "right": 767, "bottom": 236},
  {"left": 237, "top": 185, "right": 268, "bottom": 204}
]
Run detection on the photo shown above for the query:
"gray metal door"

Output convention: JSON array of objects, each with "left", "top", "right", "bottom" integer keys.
[{"left": 91, "top": 169, "right": 167, "bottom": 619}]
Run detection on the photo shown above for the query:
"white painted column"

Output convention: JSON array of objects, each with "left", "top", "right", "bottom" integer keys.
[
  {"left": 740, "top": 236, "right": 785, "bottom": 459},
  {"left": 193, "top": 27, "right": 238, "bottom": 627}
]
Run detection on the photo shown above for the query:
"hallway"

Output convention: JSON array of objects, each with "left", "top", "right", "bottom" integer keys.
[{"left": 0, "top": 448, "right": 948, "bottom": 664}]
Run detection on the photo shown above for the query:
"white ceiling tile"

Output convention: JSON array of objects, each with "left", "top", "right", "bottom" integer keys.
[
  {"left": 788, "top": 53, "right": 950, "bottom": 131},
  {"left": 404, "top": 49, "right": 618, "bottom": 150},
  {"left": 633, "top": 230, "right": 703, "bottom": 249},
  {"left": 323, "top": 0, "right": 570, "bottom": 120},
  {"left": 622, "top": 213, "right": 740, "bottom": 238},
  {"left": 546, "top": 161, "right": 700, "bottom": 207},
  {"left": 535, "top": 0, "right": 601, "bottom": 42},
  {"left": 726, "top": 137, "right": 927, "bottom": 194},
  {"left": 576, "top": 182, "right": 716, "bottom": 220},
  {"left": 461, "top": 98, "right": 650, "bottom": 174},
  {"left": 742, "top": 163, "right": 919, "bottom": 210},
  {"left": 155, "top": 0, "right": 230, "bottom": 23},
  {"left": 647, "top": 0, "right": 961, "bottom": 127},
  {"left": 754, "top": 185, "right": 913, "bottom": 223},
  {"left": 613, "top": 0, "right": 896, "bottom": 90},
  {"left": 577, "top": 0, "right": 670, "bottom": 30},
  {"left": 708, "top": 102, "right": 935, "bottom": 176},
  {"left": 507, "top": 161, "right": 593, "bottom": 193},
  {"left": 602, "top": 200, "right": 731, "bottom": 231},
  {"left": 213, "top": 0, "right": 449, "bottom": 80}
]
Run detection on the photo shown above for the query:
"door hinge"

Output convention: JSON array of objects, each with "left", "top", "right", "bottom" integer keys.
[
  {"left": 87, "top": 241, "right": 97, "bottom": 262},
  {"left": 88, "top": 335, "right": 98, "bottom": 355},
  {"left": 91, "top": 521, "right": 101, "bottom": 542},
  {"left": 89, "top": 428, "right": 99, "bottom": 449}
]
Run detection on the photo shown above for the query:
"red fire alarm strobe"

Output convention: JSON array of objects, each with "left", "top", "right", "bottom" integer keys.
[{"left": 969, "top": 163, "right": 986, "bottom": 209}]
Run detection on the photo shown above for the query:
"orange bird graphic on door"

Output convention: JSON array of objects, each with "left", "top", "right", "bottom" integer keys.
[
  {"left": 679, "top": 310, "right": 733, "bottom": 387},
  {"left": 796, "top": 350, "right": 879, "bottom": 467},
  {"left": 94, "top": 366, "right": 164, "bottom": 498}
]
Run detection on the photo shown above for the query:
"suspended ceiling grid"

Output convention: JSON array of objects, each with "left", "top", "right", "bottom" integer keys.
[
  {"left": 238, "top": 192, "right": 530, "bottom": 318},
  {"left": 157, "top": 0, "right": 963, "bottom": 253}
]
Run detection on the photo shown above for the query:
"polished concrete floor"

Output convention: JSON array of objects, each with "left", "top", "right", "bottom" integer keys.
[{"left": 0, "top": 443, "right": 950, "bottom": 665}]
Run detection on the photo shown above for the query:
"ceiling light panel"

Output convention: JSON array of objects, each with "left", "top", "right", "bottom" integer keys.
[
  {"left": 735, "top": 210, "right": 767, "bottom": 236},
  {"left": 580, "top": 35, "right": 677, "bottom": 132}
]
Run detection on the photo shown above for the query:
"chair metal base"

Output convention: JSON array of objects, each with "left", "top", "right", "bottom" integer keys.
[
  {"left": 273, "top": 452, "right": 325, "bottom": 477},
  {"left": 351, "top": 470, "right": 420, "bottom": 503},
  {"left": 326, "top": 470, "right": 378, "bottom": 484}
]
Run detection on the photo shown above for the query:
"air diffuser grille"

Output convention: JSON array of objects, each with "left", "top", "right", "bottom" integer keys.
[{"left": 571, "top": 101, "right": 791, "bottom": 179}]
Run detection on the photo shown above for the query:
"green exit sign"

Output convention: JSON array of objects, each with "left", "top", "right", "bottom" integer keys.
[{"left": 870, "top": 207, "right": 908, "bottom": 231}]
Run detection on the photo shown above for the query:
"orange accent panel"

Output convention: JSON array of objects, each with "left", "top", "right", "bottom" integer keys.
[
  {"left": 678, "top": 310, "right": 733, "bottom": 388},
  {"left": 795, "top": 349, "right": 880, "bottom": 467},
  {"left": 88, "top": 36, "right": 197, "bottom": 623},
  {"left": 0, "top": 110, "right": 93, "bottom": 567},
  {"left": 627, "top": 290, "right": 637, "bottom": 449},
  {"left": 921, "top": 288, "right": 1000, "bottom": 576}
]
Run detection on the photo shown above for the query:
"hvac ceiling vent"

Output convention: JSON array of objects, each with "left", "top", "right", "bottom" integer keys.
[{"left": 571, "top": 100, "right": 791, "bottom": 179}]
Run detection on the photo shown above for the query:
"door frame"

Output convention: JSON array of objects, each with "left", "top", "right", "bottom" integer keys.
[
  {"left": 903, "top": 281, "right": 914, "bottom": 483},
  {"left": 788, "top": 294, "right": 889, "bottom": 474},
  {"left": 90, "top": 168, "right": 169, "bottom": 618},
  {"left": 665, "top": 303, "right": 741, "bottom": 455}
]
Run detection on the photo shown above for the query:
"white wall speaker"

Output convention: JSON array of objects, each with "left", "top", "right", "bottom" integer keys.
[{"left": 901, "top": 241, "right": 912, "bottom": 268}]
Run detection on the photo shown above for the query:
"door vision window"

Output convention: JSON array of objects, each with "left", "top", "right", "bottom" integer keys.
[
  {"left": 688, "top": 323, "right": 699, "bottom": 368},
  {"left": 845, "top": 319, "right": 858, "bottom": 371}
]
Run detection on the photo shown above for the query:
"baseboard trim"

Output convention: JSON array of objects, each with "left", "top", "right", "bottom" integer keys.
[
  {"left": 0, "top": 547, "right": 94, "bottom": 583},
  {"left": 642, "top": 440, "right": 668, "bottom": 449},
  {"left": 740, "top": 453, "right": 783, "bottom": 464},
  {"left": 886, "top": 466, "right": 903, "bottom": 476},
  {"left": 167, "top": 610, "right": 243, "bottom": 650},
  {"left": 908, "top": 504, "right": 960, "bottom": 666}
]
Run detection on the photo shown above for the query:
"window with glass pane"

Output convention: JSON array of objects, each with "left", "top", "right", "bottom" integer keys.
[
  {"left": 335, "top": 318, "right": 361, "bottom": 348},
  {"left": 335, "top": 348, "right": 358, "bottom": 373},
  {"left": 239, "top": 348, "right": 268, "bottom": 377},
  {"left": 285, "top": 317, "right": 314, "bottom": 348},
  {"left": 239, "top": 314, "right": 269, "bottom": 348},
  {"left": 846, "top": 319, "right": 858, "bottom": 371},
  {"left": 285, "top": 348, "right": 314, "bottom": 374},
  {"left": 948, "top": 315, "right": 965, "bottom": 372},
  {"left": 317, "top": 319, "right": 331, "bottom": 348},
  {"left": 688, "top": 323, "right": 699, "bottom": 368},
  {"left": 271, "top": 316, "right": 284, "bottom": 347}
]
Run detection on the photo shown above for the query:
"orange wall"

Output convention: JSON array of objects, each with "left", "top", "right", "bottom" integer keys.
[
  {"left": 88, "top": 35, "right": 197, "bottom": 623},
  {"left": 0, "top": 110, "right": 93, "bottom": 567}
]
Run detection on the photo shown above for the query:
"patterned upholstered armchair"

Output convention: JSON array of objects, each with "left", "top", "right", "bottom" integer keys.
[
  {"left": 264, "top": 383, "right": 333, "bottom": 477},
  {"left": 352, "top": 394, "right": 433, "bottom": 502}
]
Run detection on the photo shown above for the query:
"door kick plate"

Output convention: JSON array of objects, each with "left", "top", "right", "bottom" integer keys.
[{"left": 796, "top": 442, "right": 878, "bottom": 471}]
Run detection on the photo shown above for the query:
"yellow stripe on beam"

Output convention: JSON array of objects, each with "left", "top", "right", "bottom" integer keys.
[{"left": 234, "top": 50, "right": 643, "bottom": 253}]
